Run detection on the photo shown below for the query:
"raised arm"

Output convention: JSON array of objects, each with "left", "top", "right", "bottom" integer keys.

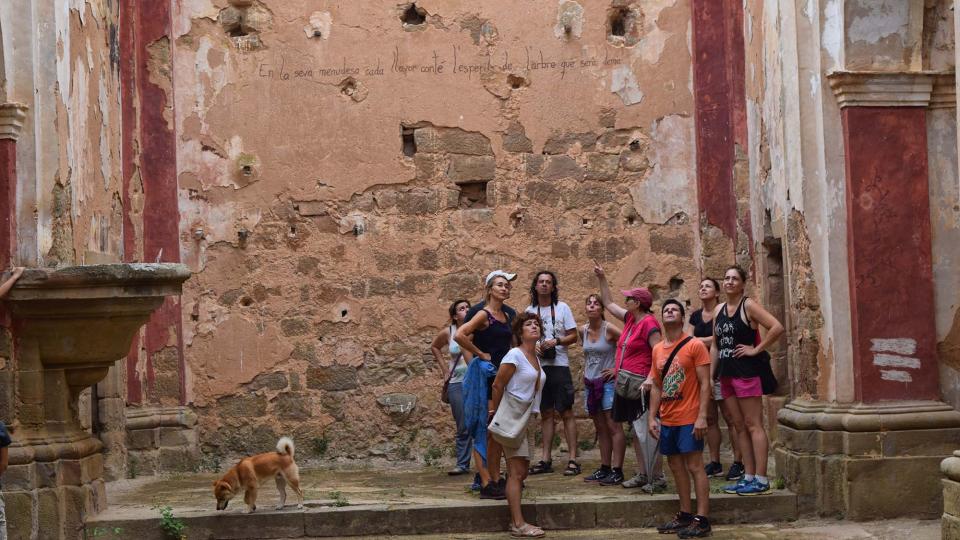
[
  {"left": 430, "top": 328, "right": 451, "bottom": 377},
  {"left": 738, "top": 298, "right": 785, "bottom": 357},
  {"left": 455, "top": 311, "right": 491, "bottom": 361},
  {"left": 593, "top": 260, "right": 627, "bottom": 321}
]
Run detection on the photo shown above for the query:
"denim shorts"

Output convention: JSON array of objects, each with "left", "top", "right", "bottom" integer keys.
[
  {"left": 659, "top": 423, "right": 704, "bottom": 456},
  {"left": 583, "top": 380, "right": 615, "bottom": 414}
]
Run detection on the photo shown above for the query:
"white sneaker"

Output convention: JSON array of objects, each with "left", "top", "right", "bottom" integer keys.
[{"left": 621, "top": 472, "right": 648, "bottom": 489}]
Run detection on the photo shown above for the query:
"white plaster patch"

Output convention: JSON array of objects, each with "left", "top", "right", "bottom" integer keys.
[
  {"left": 610, "top": 65, "right": 644, "bottom": 106},
  {"left": 880, "top": 369, "right": 912, "bottom": 383},
  {"left": 803, "top": 0, "right": 815, "bottom": 22},
  {"left": 630, "top": 115, "right": 695, "bottom": 223},
  {"left": 848, "top": 0, "right": 909, "bottom": 45},
  {"left": 304, "top": 11, "right": 333, "bottom": 40},
  {"left": 808, "top": 73, "right": 819, "bottom": 98},
  {"left": 821, "top": 0, "right": 843, "bottom": 69},
  {"left": 553, "top": 1, "right": 584, "bottom": 40},
  {"left": 98, "top": 65, "right": 111, "bottom": 190},
  {"left": 872, "top": 353, "right": 921, "bottom": 369},
  {"left": 175, "top": 0, "right": 221, "bottom": 38},
  {"left": 870, "top": 338, "right": 917, "bottom": 355}
]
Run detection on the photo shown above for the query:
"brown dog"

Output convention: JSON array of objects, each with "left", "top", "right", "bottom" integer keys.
[{"left": 213, "top": 437, "right": 304, "bottom": 513}]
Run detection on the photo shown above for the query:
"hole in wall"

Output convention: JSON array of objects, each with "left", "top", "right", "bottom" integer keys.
[
  {"left": 510, "top": 210, "right": 524, "bottom": 228},
  {"left": 340, "top": 309, "right": 348, "bottom": 318},
  {"left": 340, "top": 77, "right": 357, "bottom": 97},
  {"left": 240, "top": 297, "right": 254, "bottom": 307},
  {"left": 629, "top": 139, "right": 641, "bottom": 151},
  {"left": 507, "top": 74, "right": 527, "bottom": 89},
  {"left": 313, "top": 29, "right": 323, "bottom": 38},
  {"left": 626, "top": 216, "right": 636, "bottom": 226},
  {"left": 401, "top": 127, "right": 417, "bottom": 157},
  {"left": 401, "top": 3, "right": 427, "bottom": 26},
  {"left": 241, "top": 165, "right": 253, "bottom": 176},
  {"left": 669, "top": 277, "right": 684, "bottom": 292},
  {"left": 459, "top": 182, "right": 488, "bottom": 208},
  {"left": 609, "top": 7, "right": 629, "bottom": 37}
]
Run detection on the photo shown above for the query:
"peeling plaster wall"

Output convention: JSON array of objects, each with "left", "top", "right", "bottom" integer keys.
[
  {"left": 172, "top": 0, "right": 700, "bottom": 459},
  {"left": 4, "top": 1, "right": 123, "bottom": 267}
]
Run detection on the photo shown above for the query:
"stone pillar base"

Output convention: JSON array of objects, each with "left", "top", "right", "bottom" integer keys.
[
  {"left": 4, "top": 433, "right": 108, "bottom": 540},
  {"left": 125, "top": 405, "right": 198, "bottom": 476},
  {"left": 941, "top": 452, "right": 960, "bottom": 539},
  {"left": 776, "top": 399, "right": 960, "bottom": 520}
]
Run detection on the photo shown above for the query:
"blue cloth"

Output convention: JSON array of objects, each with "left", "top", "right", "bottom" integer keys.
[
  {"left": 463, "top": 358, "right": 497, "bottom": 465},
  {"left": 659, "top": 423, "right": 704, "bottom": 455},
  {"left": 0, "top": 422, "right": 10, "bottom": 448},
  {"left": 447, "top": 382, "right": 472, "bottom": 470}
]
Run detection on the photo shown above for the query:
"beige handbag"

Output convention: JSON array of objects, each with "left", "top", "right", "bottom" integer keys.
[{"left": 488, "top": 392, "right": 534, "bottom": 448}]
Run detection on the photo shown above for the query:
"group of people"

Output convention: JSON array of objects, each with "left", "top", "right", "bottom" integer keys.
[{"left": 431, "top": 264, "right": 783, "bottom": 539}]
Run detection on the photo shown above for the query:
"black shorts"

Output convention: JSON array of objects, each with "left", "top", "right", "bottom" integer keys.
[
  {"left": 611, "top": 392, "right": 646, "bottom": 423},
  {"left": 539, "top": 366, "right": 575, "bottom": 413}
]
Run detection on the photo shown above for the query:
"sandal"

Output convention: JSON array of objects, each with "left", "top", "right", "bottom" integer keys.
[
  {"left": 528, "top": 460, "right": 553, "bottom": 475},
  {"left": 509, "top": 523, "right": 546, "bottom": 538},
  {"left": 563, "top": 460, "right": 581, "bottom": 476}
]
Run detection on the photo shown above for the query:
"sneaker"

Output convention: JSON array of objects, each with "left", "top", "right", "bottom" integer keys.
[
  {"left": 656, "top": 511, "right": 693, "bottom": 533},
  {"left": 677, "top": 515, "right": 712, "bottom": 538},
  {"left": 470, "top": 473, "right": 482, "bottom": 491},
  {"left": 641, "top": 474, "right": 667, "bottom": 494},
  {"left": 722, "top": 477, "right": 749, "bottom": 494},
  {"left": 584, "top": 467, "right": 611, "bottom": 483},
  {"left": 620, "top": 472, "right": 648, "bottom": 489},
  {"left": 725, "top": 461, "right": 745, "bottom": 481},
  {"left": 479, "top": 482, "right": 506, "bottom": 500},
  {"left": 704, "top": 461, "right": 723, "bottom": 478},
  {"left": 737, "top": 478, "right": 770, "bottom": 496},
  {"left": 599, "top": 469, "right": 625, "bottom": 486},
  {"left": 448, "top": 466, "right": 470, "bottom": 476}
]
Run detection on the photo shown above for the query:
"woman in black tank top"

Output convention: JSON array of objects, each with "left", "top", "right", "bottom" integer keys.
[
  {"left": 689, "top": 278, "right": 742, "bottom": 478},
  {"left": 712, "top": 266, "right": 784, "bottom": 495}
]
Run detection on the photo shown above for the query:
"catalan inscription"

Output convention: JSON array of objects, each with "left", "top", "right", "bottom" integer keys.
[{"left": 255, "top": 46, "right": 622, "bottom": 83}]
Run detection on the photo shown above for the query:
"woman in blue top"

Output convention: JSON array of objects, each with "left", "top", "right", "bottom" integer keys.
[
  {"left": 456, "top": 270, "right": 517, "bottom": 500},
  {"left": 431, "top": 299, "right": 473, "bottom": 476}
]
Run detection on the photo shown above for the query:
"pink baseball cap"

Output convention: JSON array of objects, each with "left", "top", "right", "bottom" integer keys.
[{"left": 621, "top": 287, "right": 653, "bottom": 309}]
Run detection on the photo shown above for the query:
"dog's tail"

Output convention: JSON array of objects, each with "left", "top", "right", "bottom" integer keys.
[{"left": 277, "top": 436, "right": 295, "bottom": 458}]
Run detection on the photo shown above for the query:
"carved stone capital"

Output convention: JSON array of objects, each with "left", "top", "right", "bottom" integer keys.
[
  {"left": 0, "top": 102, "right": 29, "bottom": 140},
  {"left": 930, "top": 73, "right": 957, "bottom": 109},
  {"left": 827, "top": 71, "right": 955, "bottom": 109}
]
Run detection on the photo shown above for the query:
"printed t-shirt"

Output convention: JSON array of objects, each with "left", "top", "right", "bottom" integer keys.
[
  {"left": 524, "top": 302, "right": 578, "bottom": 367},
  {"left": 500, "top": 348, "right": 547, "bottom": 414},
  {"left": 650, "top": 334, "right": 711, "bottom": 426},
  {"left": 614, "top": 312, "right": 661, "bottom": 377}
]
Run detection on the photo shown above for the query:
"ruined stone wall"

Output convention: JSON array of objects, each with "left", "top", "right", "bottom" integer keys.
[{"left": 171, "top": 0, "right": 701, "bottom": 462}]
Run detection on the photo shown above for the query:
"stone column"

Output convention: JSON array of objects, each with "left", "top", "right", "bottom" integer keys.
[
  {"left": 776, "top": 71, "right": 960, "bottom": 519},
  {"left": 943, "top": 451, "right": 960, "bottom": 539}
]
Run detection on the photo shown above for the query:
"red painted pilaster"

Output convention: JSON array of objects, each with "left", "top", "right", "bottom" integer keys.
[
  {"left": 691, "top": 0, "right": 751, "bottom": 257},
  {"left": 842, "top": 107, "right": 939, "bottom": 402},
  {"left": 120, "top": 0, "right": 186, "bottom": 405},
  {"left": 0, "top": 139, "right": 16, "bottom": 269}
]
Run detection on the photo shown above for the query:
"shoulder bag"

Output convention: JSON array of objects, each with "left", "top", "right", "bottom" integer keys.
[{"left": 615, "top": 322, "right": 646, "bottom": 400}]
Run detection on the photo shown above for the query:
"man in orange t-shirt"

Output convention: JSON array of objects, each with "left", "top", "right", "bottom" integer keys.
[{"left": 648, "top": 299, "right": 712, "bottom": 538}]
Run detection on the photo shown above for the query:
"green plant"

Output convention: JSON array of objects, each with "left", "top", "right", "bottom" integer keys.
[
  {"left": 397, "top": 444, "right": 411, "bottom": 460},
  {"left": 398, "top": 488, "right": 406, "bottom": 498},
  {"left": 153, "top": 505, "right": 186, "bottom": 540},
  {"left": 128, "top": 455, "right": 139, "bottom": 479},
  {"left": 577, "top": 438, "right": 596, "bottom": 452},
  {"left": 774, "top": 476, "right": 786, "bottom": 490},
  {"left": 423, "top": 446, "right": 443, "bottom": 467},
  {"left": 312, "top": 436, "right": 329, "bottom": 458},
  {"left": 329, "top": 490, "right": 349, "bottom": 507},
  {"left": 551, "top": 434, "right": 561, "bottom": 449}
]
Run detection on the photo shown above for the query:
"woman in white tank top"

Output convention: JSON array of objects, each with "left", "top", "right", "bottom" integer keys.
[
  {"left": 579, "top": 294, "right": 623, "bottom": 484},
  {"left": 431, "top": 300, "right": 473, "bottom": 475}
]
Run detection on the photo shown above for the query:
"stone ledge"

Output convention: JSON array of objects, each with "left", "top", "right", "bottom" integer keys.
[
  {"left": 827, "top": 71, "right": 955, "bottom": 109},
  {"left": 777, "top": 399, "right": 960, "bottom": 433},
  {"left": 83, "top": 492, "right": 797, "bottom": 539}
]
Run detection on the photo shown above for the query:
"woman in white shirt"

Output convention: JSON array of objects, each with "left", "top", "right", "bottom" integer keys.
[
  {"left": 431, "top": 299, "right": 473, "bottom": 475},
  {"left": 491, "top": 312, "right": 547, "bottom": 538}
]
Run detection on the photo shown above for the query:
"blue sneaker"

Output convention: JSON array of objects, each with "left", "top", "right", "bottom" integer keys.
[
  {"left": 722, "top": 477, "right": 749, "bottom": 494},
  {"left": 737, "top": 478, "right": 771, "bottom": 496},
  {"left": 470, "top": 473, "right": 481, "bottom": 491}
]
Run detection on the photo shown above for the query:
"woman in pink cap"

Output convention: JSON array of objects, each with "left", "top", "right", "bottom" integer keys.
[{"left": 592, "top": 261, "right": 663, "bottom": 489}]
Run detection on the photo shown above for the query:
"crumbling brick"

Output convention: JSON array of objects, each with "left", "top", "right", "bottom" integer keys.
[
  {"left": 542, "top": 132, "right": 598, "bottom": 154},
  {"left": 542, "top": 155, "right": 585, "bottom": 181},
  {"left": 446, "top": 155, "right": 496, "bottom": 183},
  {"left": 415, "top": 127, "right": 493, "bottom": 155},
  {"left": 306, "top": 365, "right": 359, "bottom": 391}
]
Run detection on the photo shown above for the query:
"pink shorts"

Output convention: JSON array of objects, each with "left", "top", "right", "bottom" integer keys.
[{"left": 719, "top": 376, "right": 762, "bottom": 400}]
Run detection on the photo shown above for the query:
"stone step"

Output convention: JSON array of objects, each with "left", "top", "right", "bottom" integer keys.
[{"left": 84, "top": 491, "right": 797, "bottom": 539}]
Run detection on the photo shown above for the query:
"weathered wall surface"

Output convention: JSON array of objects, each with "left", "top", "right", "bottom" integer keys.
[{"left": 171, "top": 0, "right": 702, "bottom": 461}]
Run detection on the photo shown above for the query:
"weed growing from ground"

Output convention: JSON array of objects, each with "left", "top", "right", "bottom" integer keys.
[
  {"left": 423, "top": 446, "right": 443, "bottom": 467},
  {"left": 153, "top": 505, "right": 186, "bottom": 539},
  {"left": 329, "top": 491, "right": 349, "bottom": 507},
  {"left": 312, "top": 436, "right": 329, "bottom": 458}
]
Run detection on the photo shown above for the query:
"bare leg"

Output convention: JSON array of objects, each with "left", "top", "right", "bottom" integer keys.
[
  {"left": 540, "top": 410, "right": 555, "bottom": 463},
  {"left": 724, "top": 396, "right": 756, "bottom": 476},
  {"left": 718, "top": 399, "right": 742, "bottom": 461},
  {"left": 608, "top": 414, "right": 625, "bottom": 468},
  {"left": 487, "top": 435, "right": 503, "bottom": 483},
  {"left": 506, "top": 457, "right": 530, "bottom": 528},
  {"left": 705, "top": 400, "right": 722, "bottom": 463},
  {"left": 684, "top": 452, "right": 710, "bottom": 517},
  {"left": 562, "top": 408, "right": 578, "bottom": 462},
  {"left": 593, "top": 415, "right": 612, "bottom": 466},
  {"left": 738, "top": 396, "right": 769, "bottom": 477},
  {"left": 667, "top": 454, "right": 690, "bottom": 513},
  {"left": 474, "top": 449, "right": 492, "bottom": 486}
]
